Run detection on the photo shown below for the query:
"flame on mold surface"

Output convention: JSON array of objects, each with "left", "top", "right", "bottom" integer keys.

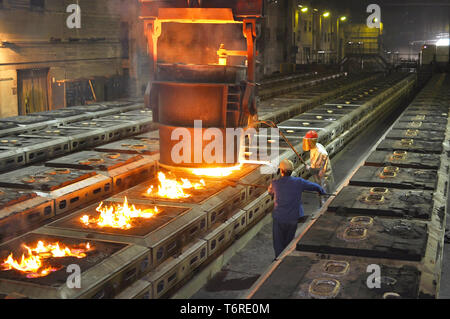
[
  {"left": 147, "top": 171, "right": 206, "bottom": 199},
  {"left": 1, "top": 241, "right": 93, "bottom": 278},
  {"left": 81, "top": 197, "right": 160, "bottom": 229}
]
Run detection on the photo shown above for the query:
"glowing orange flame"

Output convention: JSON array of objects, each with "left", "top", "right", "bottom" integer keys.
[
  {"left": 189, "top": 164, "right": 242, "bottom": 177},
  {"left": 81, "top": 197, "right": 160, "bottom": 229},
  {"left": 1, "top": 241, "right": 93, "bottom": 278},
  {"left": 146, "top": 172, "right": 206, "bottom": 199}
]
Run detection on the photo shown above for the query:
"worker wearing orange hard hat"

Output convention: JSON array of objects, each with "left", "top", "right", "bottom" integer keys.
[
  {"left": 302, "top": 130, "right": 334, "bottom": 205},
  {"left": 268, "top": 159, "right": 325, "bottom": 258}
]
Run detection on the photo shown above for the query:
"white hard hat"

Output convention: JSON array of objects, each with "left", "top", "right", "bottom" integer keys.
[{"left": 279, "top": 159, "right": 294, "bottom": 171}]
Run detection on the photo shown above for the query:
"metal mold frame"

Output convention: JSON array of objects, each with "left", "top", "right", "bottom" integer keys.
[
  {"left": 5, "top": 136, "right": 70, "bottom": 164},
  {"left": 0, "top": 148, "right": 26, "bottom": 173},
  {"left": 0, "top": 232, "right": 151, "bottom": 299},
  {"left": 145, "top": 239, "right": 207, "bottom": 299},
  {"left": 0, "top": 194, "right": 55, "bottom": 241},
  {"left": 40, "top": 205, "right": 208, "bottom": 270}
]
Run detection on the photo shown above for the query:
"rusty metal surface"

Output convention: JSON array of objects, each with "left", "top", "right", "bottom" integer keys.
[
  {"left": 365, "top": 150, "right": 441, "bottom": 169},
  {"left": 251, "top": 252, "right": 420, "bottom": 299},
  {"left": 296, "top": 212, "right": 428, "bottom": 261},
  {"left": 154, "top": 82, "right": 228, "bottom": 127},
  {"left": 0, "top": 188, "right": 37, "bottom": 210},
  {"left": 328, "top": 185, "right": 434, "bottom": 219},
  {"left": 349, "top": 166, "right": 437, "bottom": 190}
]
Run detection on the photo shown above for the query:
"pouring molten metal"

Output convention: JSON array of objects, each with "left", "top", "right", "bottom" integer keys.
[
  {"left": 188, "top": 164, "right": 242, "bottom": 177},
  {"left": 1, "top": 241, "right": 93, "bottom": 278}
]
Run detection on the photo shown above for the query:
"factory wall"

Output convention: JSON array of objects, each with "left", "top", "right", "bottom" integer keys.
[
  {"left": 343, "top": 23, "right": 382, "bottom": 55},
  {"left": 0, "top": 0, "right": 128, "bottom": 116},
  {"left": 294, "top": 8, "right": 345, "bottom": 65}
]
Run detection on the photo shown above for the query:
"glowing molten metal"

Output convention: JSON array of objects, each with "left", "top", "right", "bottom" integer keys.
[
  {"left": 189, "top": 164, "right": 242, "bottom": 177},
  {"left": 147, "top": 172, "right": 206, "bottom": 199},
  {"left": 81, "top": 197, "right": 160, "bottom": 229},
  {"left": 1, "top": 241, "right": 93, "bottom": 278}
]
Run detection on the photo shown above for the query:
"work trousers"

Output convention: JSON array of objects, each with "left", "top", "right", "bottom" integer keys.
[{"left": 273, "top": 218, "right": 298, "bottom": 258}]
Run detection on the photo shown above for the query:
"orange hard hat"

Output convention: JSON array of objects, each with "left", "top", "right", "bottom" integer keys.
[{"left": 304, "top": 130, "right": 318, "bottom": 139}]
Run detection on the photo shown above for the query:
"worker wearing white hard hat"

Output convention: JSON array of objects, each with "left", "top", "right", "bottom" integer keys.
[{"left": 268, "top": 159, "right": 325, "bottom": 258}]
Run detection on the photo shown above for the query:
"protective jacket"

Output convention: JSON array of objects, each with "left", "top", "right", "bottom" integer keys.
[{"left": 309, "top": 142, "right": 333, "bottom": 181}]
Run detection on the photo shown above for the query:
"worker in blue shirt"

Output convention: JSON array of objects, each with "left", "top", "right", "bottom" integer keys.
[{"left": 268, "top": 159, "right": 326, "bottom": 258}]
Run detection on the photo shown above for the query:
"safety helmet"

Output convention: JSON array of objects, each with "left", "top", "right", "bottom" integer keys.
[
  {"left": 303, "top": 130, "right": 318, "bottom": 151},
  {"left": 279, "top": 159, "right": 294, "bottom": 172},
  {"left": 304, "top": 130, "right": 319, "bottom": 139}
]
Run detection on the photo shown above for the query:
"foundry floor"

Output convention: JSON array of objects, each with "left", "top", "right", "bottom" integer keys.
[
  {"left": 192, "top": 99, "right": 406, "bottom": 299},
  {"left": 438, "top": 174, "right": 450, "bottom": 298}
]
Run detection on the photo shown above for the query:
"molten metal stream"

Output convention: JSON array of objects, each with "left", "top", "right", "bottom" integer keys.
[{"left": 189, "top": 164, "right": 242, "bottom": 177}]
